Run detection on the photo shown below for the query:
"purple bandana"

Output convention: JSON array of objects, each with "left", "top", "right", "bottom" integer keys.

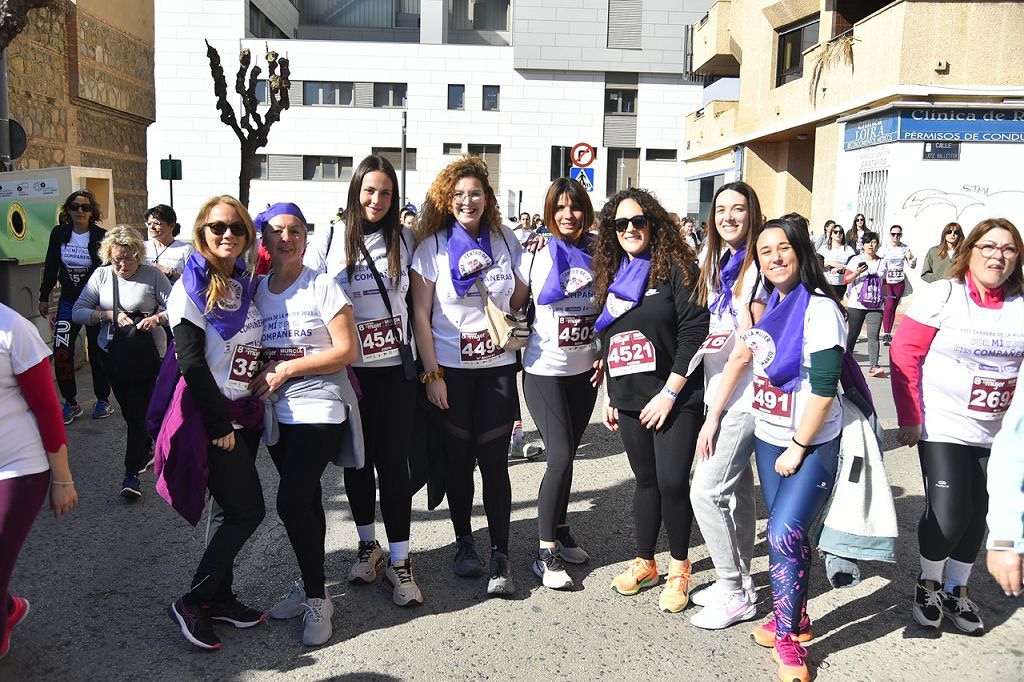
[
  {"left": 447, "top": 222, "right": 494, "bottom": 297},
  {"left": 537, "top": 234, "right": 593, "bottom": 305},
  {"left": 254, "top": 202, "right": 307, "bottom": 233},
  {"left": 181, "top": 252, "right": 257, "bottom": 341},
  {"left": 594, "top": 251, "right": 651, "bottom": 333},
  {"left": 742, "top": 283, "right": 810, "bottom": 393},
  {"left": 710, "top": 246, "right": 747, "bottom": 317}
]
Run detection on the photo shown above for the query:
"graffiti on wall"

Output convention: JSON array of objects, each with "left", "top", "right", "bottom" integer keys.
[{"left": 902, "top": 187, "right": 1024, "bottom": 226}]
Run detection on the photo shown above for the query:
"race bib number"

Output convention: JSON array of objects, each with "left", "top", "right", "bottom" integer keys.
[
  {"left": 967, "top": 376, "right": 1016, "bottom": 420},
  {"left": 260, "top": 346, "right": 306, "bottom": 363},
  {"left": 225, "top": 344, "right": 260, "bottom": 391},
  {"left": 557, "top": 314, "right": 597, "bottom": 352},
  {"left": 358, "top": 316, "right": 403, "bottom": 362},
  {"left": 460, "top": 329, "right": 503, "bottom": 366},
  {"left": 606, "top": 331, "right": 656, "bottom": 377},
  {"left": 686, "top": 331, "right": 734, "bottom": 376},
  {"left": 67, "top": 268, "right": 88, "bottom": 286},
  {"left": 885, "top": 267, "right": 905, "bottom": 284},
  {"left": 752, "top": 375, "right": 794, "bottom": 427}
]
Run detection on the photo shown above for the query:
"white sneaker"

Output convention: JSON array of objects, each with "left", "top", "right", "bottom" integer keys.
[
  {"left": 523, "top": 442, "right": 544, "bottom": 460},
  {"left": 302, "top": 592, "right": 334, "bottom": 647},
  {"left": 269, "top": 579, "right": 306, "bottom": 620},
  {"left": 349, "top": 540, "right": 386, "bottom": 584},
  {"left": 690, "top": 589, "right": 757, "bottom": 630},
  {"left": 533, "top": 550, "right": 573, "bottom": 590},
  {"left": 384, "top": 559, "right": 424, "bottom": 607},
  {"left": 692, "top": 576, "right": 756, "bottom": 607}
]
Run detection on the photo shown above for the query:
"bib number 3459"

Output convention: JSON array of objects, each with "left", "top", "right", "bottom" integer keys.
[{"left": 606, "top": 331, "right": 656, "bottom": 377}]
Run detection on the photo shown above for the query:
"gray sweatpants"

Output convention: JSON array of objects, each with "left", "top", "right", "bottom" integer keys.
[{"left": 690, "top": 410, "right": 757, "bottom": 593}]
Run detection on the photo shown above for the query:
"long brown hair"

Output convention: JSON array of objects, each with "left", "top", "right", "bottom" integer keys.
[
  {"left": 695, "top": 181, "right": 763, "bottom": 306},
  {"left": 937, "top": 221, "right": 963, "bottom": 259},
  {"left": 192, "top": 196, "right": 257, "bottom": 314},
  {"left": 542, "top": 178, "right": 594, "bottom": 243},
  {"left": 60, "top": 189, "right": 103, "bottom": 228},
  {"left": 416, "top": 156, "right": 502, "bottom": 240},
  {"left": 592, "top": 188, "right": 696, "bottom": 309},
  {"left": 946, "top": 218, "right": 1023, "bottom": 298},
  {"left": 342, "top": 155, "right": 403, "bottom": 285}
]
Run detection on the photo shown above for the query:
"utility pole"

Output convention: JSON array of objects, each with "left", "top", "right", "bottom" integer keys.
[
  {"left": 0, "top": 53, "right": 12, "bottom": 172},
  {"left": 400, "top": 108, "right": 407, "bottom": 207}
]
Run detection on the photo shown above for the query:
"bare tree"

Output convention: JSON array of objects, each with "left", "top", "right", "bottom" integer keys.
[
  {"left": 0, "top": 0, "right": 53, "bottom": 56},
  {"left": 205, "top": 41, "right": 290, "bottom": 207}
]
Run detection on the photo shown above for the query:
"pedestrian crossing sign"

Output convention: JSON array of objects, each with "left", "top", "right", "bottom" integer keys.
[{"left": 573, "top": 166, "right": 595, "bottom": 192}]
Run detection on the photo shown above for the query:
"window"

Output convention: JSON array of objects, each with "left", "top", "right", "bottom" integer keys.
[
  {"left": 372, "top": 147, "right": 417, "bottom": 171},
  {"left": 253, "top": 154, "right": 268, "bottom": 179},
  {"left": 550, "top": 146, "right": 573, "bottom": 181},
  {"left": 607, "top": 0, "right": 641, "bottom": 49},
  {"left": 303, "top": 156, "right": 353, "bottom": 181},
  {"left": 254, "top": 80, "right": 268, "bottom": 104},
  {"left": 443, "top": 142, "right": 462, "bottom": 155},
  {"left": 686, "top": 175, "right": 725, "bottom": 222},
  {"left": 467, "top": 144, "right": 501, "bottom": 193},
  {"left": 646, "top": 149, "right": 677, "bottom": 162},
  {"left": 303, "top": 81, "right": 353, "bottom": 106},
  {"left": 449, "top": 0, "right": 509, "bottom": 31},
  {"left": 605, "top": 89, "right": 637, "bottom": 114},
  {"left": 857, "top": 169, "right": 888, "bottom": 232},
  {"left": 776, "top": 17, "right": 819, "bottom": 86},
  {"left": 373, "top": 82, "right": 407, "bottom": 108},
  {"left": 606, "top": 148, "right": 639, "bottom": 196},
  {"left": 249, "top": 3, "right": 287, "bottom": 39},
  {"left": 447, "top": 84, "right": 465, "bottom": 110},
  {"left": 482, "top": 85, "right": 500, "bottom": 111}
]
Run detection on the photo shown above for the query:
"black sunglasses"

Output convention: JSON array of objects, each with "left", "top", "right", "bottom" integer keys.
[
  {"left": 611, "top": 215, "right": 650, "bottom": 232},
  {"left": 204, "top": 221, "right": 248, "bottom": 237},
  {"left": 70, "top": 203, "right": 93, "bottom": 212},
  {"left": 832, "top": 229, "right": 844, "bottom": 234},
  {"left": 944, "top": 229, "right": 962, "bottom": 236},
  {"left": 890, "top": 231, "right": 903, "bottom": 236}
]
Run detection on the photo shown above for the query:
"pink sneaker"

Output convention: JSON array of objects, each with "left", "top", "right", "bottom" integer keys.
[
  {"left": 772, "top": 634, "right": 810, "bottom": 682},
  {"left": 1, "top": 596, "right": 30, "bottom": 658},
  {"left": 752, "top": 613, "right": 813, "bottom": 648}
]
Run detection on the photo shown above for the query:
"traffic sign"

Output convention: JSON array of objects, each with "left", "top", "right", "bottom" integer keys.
[
  {"left": 571, "top": 142, "right": 596, "bottom": 168},
  {"left": 160, "top": 157, "right": 182, "bottom": 180},
  {"left": 573, "top": 166, "right": 594, "bottom": 192}
]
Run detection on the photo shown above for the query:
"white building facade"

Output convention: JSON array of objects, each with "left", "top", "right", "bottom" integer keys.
[{"left": 147, "top": 0, "right": 709, "bottom": 231}]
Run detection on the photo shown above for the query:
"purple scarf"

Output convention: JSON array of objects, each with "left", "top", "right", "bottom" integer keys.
[
  {"left": 745, "top": 283, "right": 810, "bottom": 393},
  {"left": 537, "top": 235, "right": 593, "bottom": 305},
  {"left": 710, "top": 246, "right": 746, "bottom": 317},
  {"left": 447, "top": 222, "right": 493, "bottom": 297},
  {"left": 595, "top": 251, "right": 651, "bottom": 333},
  {"left": 181, "top": 252, "right": 257, "bottom": 340}
]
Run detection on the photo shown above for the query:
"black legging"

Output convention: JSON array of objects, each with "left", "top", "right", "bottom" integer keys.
[
  {"left": 441, "top": 364, "right": 517, "bottom": 555},
  {"left": 846, "top": 307, "right": 883, "bottom": 367},
  {"left": 917, "top": 440, "right": 989, "bottom": 563},
  {"left": 269, "top": 422, "right": 343, "bottom": 599},
  {"left": 617, "top": 408, "right": 701, "bottom": 561},
  {"left": 523, "top": 371, "right": 597, "bottom": 543},
  {"left": 188, "top": 428, "right": 264, "bottom": 605},
  {"left": 105, "top": 364, "right": 156, "bottom": 476},
  {"left": 346, "top": 365, "right": 414, "bottom": 544}
]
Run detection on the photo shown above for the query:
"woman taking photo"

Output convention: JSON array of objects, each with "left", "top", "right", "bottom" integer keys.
[
  {"left": 520, "top": 178, "right": 600, "bottom": 590},
  {"left": 689, "top": 181, "right": 765, "bottom": 629},
  {"left": 164, "top": 196, "right": 266, "bottom": 651},
  {"left": 38, "top": 190, "right": 112, "bottom": 424},
  {"left": 144, "top": 204, "right": 194, "bottom": 283},
  {"left": 410, "top": 156, "right": 528, "bottom": 596},
  {"left": 843, "top": 231, "right": 887, "bottom": 377},
  {"left": 892, "top": 218, "right": 1023, "bottom": 635},
  {"left": 740, "top": 218, "right": 847, "bottom": 682},
  {"left": 72, "top": 226, "right": 172, "bottom": 499},
  {"left": 595, "top": 188, "right": 708, "bottom": 613},
  {"left": 253, "top": 202, "right": 360, "bottom": 646},
  {"left": 921, "top": 222, "right": 963, "bottom": 283},
  {"left": 304, "top": 155, "right": 423, "bottom": 607},
  {"left": 817, "top": 223, "right": 856, "bottom": 299},
  {"left": 847, "top": 213, "right": 869, "bottom": 253},
  {"left": 878, "top": 225, "right": 917, "bottom": 345}
]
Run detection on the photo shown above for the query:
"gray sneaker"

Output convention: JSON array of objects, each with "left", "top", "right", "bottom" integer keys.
[
  {"left": 269, "top": 579, "right": 306, "bottom": 620},
  {"left": 555, "top": 528, "right": 590, "bottom": 564},
  {"left": 384, "top": 559, "right": 424, "bottom": 607},
  {"left": 349, "top": 540, "right": 386, "bottom": 584},
  {"left": 487, "top": 552, "right": 516, "bottom": 597},
  {"left": 302, "top": 592, "right": 334, "bottom": 647},
  {"left": 453, "top": 535, "right": 484, "bottom": 578}
]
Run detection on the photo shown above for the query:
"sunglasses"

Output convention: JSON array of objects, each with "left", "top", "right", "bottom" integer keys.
[
  {"left": 944, "top": 229, "right": 962, "bottom": 236},
  {"left": 832, "top": 229, "right": 844, "bottom": 234},
  {"left": 70, "top": 203, "right": 93, "bottom": 212},
  {"left": 204, "top": 221, "right": 248, "bottom": 237},
  {"left": 890, "top": 232, "right": 903, "bottom": 236},
  {"left": 611, "top": 215, "right": 650, "bottom": 232}
]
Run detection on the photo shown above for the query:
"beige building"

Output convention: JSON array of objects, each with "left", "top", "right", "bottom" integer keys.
[
  {"left": 683, "top": 0, "right": 1024, "bottom": 248},
  {"left": 6, "top": 0, "right": 155, "bottom": 224}
]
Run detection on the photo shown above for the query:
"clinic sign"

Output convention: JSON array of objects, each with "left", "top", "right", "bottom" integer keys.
[{"left": 844, "top": 108, "right": 1024, "bottom": 150}]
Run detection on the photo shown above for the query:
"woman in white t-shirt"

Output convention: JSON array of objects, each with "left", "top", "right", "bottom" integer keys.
[
  {"left": 520, "top": 178, "right": 601, "bottom": 591},
  {"left": 846, "top": 213, "right": 869, "bottom": 254},
  {"left": 689, "top": 181, "right": 767, "bottom": 630},
  {"left": 411, "top": 156, "right": 529, "bottom": 597},
  {"left": 251, "top": 202, "right": 359, "bottom": 647},
  {"left": 144, "top": 204, "right": 194, "bottom": 283},
  {"left": 733, "top": 218, "right": 847, "bottom": 682},
  {"left": 877, "top": 224, "right": 917, "bottom": 344},
  {"left": 892, "top": 218, "right": 1024, "bottom": 635},
  {"left": 304, "top": 155, "right": 425, "bottom": 608},
  {"left": 843, "top": 231, "right": 886, "bottom": 377},
  {"left": 817, "top": 223, "right": 856, "bottom": 299}
]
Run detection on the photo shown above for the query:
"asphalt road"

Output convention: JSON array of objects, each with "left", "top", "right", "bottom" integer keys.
[{"left": 4, "top": 339, "right": 1023, "bottom": 681}]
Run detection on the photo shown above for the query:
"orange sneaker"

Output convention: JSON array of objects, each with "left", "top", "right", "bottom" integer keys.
[
  {"left": 658, "top": 559, "right": 693, "bottom": 613},
  {"left": 752, "top": 614, "right": 813, "bottom": 648},
  {"left": 772, "top": 634, "right": 811, "bottom": 682},
  {"left": 611, "top": 557, "right": 660, "bottom": 595}
]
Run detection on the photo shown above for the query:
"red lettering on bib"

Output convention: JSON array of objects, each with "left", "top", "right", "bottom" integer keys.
[
  {"left": 968, "top": 376, "right": 1016, "bottom": 420},
  {"left": 752, "top": 375, "right": 794, "bottom": 427},
  {"left": 358, "top": 316, "right": 403, "bottom": 363},
  {"left": 606, "top": 331, "right": 656, "bottom": 377},
  {"left": 557, "top": 314, "right": 597, "bottom": 352},
  {"left": 225, "top": 344, "right": 260, "bottom": 391},
  {"left": 460, "top": 330, "right": 503, "bottom": 366}
]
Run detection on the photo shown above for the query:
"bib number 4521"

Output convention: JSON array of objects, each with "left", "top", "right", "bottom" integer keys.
[{"left": 606, "top": 331, "right": 656, "bottom": 377}]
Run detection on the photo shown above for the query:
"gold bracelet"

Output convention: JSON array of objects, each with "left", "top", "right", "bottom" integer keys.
[
  {"left": 419, "top": 366, "right": 445, "bottom": 384},
  {"left": 50, "top": 480, "right": 75, "bottom": 486}
]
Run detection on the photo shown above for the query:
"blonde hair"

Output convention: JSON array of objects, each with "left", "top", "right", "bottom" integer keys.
[
  {"left": 99, "top": 225, "right": 146, "bottom": 264},
  {"left": 192, "top": 196, "right": 257, "bottom": 314},
  {"left": 416, "top": 155, "right": 502, "bottom": 240}
]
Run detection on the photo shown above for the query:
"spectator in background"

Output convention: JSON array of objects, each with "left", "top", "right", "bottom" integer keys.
[
  {"left": 401, "top": 205, "right": 417, "bottom": 231},
  {"left": 816, "top": 220, "right": 836, "bottom": 250},
  {"left": 920, "top": 222, "right": 963, "bottom": 283},
  {"left": 144, "top": 205, "right": 193, "bottom": 283}
]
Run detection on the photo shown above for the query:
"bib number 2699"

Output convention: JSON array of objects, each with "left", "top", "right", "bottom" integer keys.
[{"left": 968, "top": 376, "right": 1016, "bottom": 420}]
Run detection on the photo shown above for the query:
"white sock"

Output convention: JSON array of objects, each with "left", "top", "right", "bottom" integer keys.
[
  {"left": 945, "top": 559, "right": 973, "bottom": 592},
  {"left": 356, "top": 524, "right": 376, "bottom": 543},
  {"left": 390, "top": 541, "right": 410, "bottom": 563},
  {"left": 919, "top": 556, "right": 945, "bottom": 583}
]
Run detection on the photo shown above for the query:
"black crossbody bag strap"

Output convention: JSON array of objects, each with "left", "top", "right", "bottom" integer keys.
[{"left": 358, "top": 239, "right": 417, "bottom": 380}]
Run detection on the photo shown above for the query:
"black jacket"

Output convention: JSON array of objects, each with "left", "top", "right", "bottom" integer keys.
[{"left": 39, "top": 223, "right": 106, "bottom": 302}]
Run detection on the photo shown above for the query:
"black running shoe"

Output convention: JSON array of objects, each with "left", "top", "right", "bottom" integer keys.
[
  {"left": 453, "top": 534, "right": 484, "bottom": 578},
  {"left": 120, "top": 475, "right": 142, "bottom": 500},
  {"left": 942, "top": 586, "right": 984, "bottom": 634},
  {"left": 913, "top": 578, "right": 943, "bottom": 628},
  {"left": 209, "top": 595, "right": 265, "bottom": 628},
  {"left": 168, "top": 597, "right": 221, "bottom": 650}
]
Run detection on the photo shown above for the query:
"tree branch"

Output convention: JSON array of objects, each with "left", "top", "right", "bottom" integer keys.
[{"left": 205, "top": 40, "right": 245, "bottom": 143}]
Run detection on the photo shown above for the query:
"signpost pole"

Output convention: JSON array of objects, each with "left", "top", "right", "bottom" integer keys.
[{"left": 167, "top": 154, "right": 174, "bottom": 209}]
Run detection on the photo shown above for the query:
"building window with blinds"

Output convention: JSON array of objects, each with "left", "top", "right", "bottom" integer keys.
[
  {"left": 775, "top": 16, "right": 819, "bottom": 86},
  {"left": 482, "top": 85, "right": 500, "bottom": 111},
  {"left": 467, "top": 144, "right": 501, "bottom": 193},
  {"left": 374, "top": 82, "right": 408, "bottom": 108},
  {"left": 448, "top": 84, "right": 465, "bottom": 110},
  {"left": 372, "top": 147, "right": 417, "bottom": 171},
  {"left": 303, "top": 156, "right": 354, "bottom": 181},
  {"left": 303, "top": 81, "right": 354, "bottom": 106},
  {"left": 607, "top": 0, "right": 641, "bottom": 49}
]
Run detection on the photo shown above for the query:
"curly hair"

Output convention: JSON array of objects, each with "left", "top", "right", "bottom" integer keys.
[
  {"left": 947, "top": 218, "right": 1023, "bottom": 298},
  {"left": 415, "top": 155, "right": 502, "bottom": 241},
  {"left": 192, "top": 195, "right": 257, "bottom": 315},
  {"left": 592, "top": 188, "right": 696, "bottom": 310},
  {"left": 99, "top": 225, "right": 146, "bottom": 264}
]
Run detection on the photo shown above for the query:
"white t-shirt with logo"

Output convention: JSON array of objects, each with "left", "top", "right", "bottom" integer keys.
[
  {"left": 304, "top": 222, "right": 415, "bottom": 369},
  {"left": 411, "top": 226, "right": 522, "bottom": 369},
  {"left": 906, "top": 280, "right": 1024, "bottom": 446},
  {"left": 145, "top": 239, "right": 194, "bottom": 278},
  {"left": 878, "top": 243, "right": 912, "bottom": 284},
  {"left": 255, "top": 266, "right": 352, "bottom": 424},
  {"left": 744, "top": 294, "right": 846, "bottom": 447},
  {"left": 61, "top": 230, "right": 92, "bottom": 286},
  {"left": 844, "top": 255, "right": 885, "bottom": 310},
  {"left": 521, "top": 244, "right": 599, "bottom": 377},
  {"left": 817, "top": 244, "right": 856, "bottom": 286},
  {"left": 0, "top": 303, "right": 52, "bottom": 480}
]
